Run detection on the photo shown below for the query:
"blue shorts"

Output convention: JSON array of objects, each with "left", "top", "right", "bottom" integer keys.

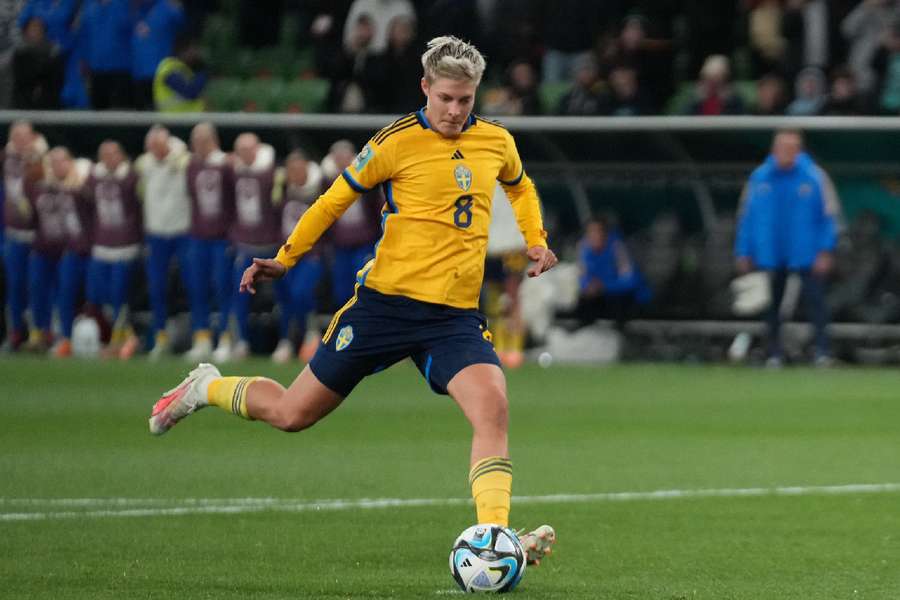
[{"left": 310, "top": 286, "right": 500, "bottom": 397}]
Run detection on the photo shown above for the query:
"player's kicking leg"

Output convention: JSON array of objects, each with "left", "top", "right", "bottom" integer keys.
[
  {"left": 446, "top": 363, "right": 556, "bottom": 565},
  {"left": 149, "top": 363, "right": 343, "bottom": 435}
]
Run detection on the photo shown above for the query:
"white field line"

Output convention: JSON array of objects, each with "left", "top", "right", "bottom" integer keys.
[{"left": 2, "top": 482, "right": 899, "bottom": 522}]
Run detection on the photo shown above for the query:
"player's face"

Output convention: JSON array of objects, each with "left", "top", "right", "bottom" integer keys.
[
  {"left": 49, "top": 152, "right": 71, "bottom": 180},
  {"left": 286, "top": 158, "right": 308, "bottom": 185},
  {"left": 100, "top": 143, "right": 123, "bottom": 170},
  {"left": 421, "top": 77, "right": 477, "bottom": 138},
  {"left": 772, "top": 133, "right": 802, "bottom": 170},
  {"left": 10, "top": 125, "right": 32, "bottom": 154},
  {"left": 148, "top": 134, "right": 169, "bottom": 160}
]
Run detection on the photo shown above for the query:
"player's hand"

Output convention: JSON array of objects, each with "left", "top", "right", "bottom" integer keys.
[
  {"left": 526, "top": 246, "right": 558, "bottom": 278},
  {"left": 812, "top": 251, "right": 834, "bottom": 276},
  {"left": 239, "top": 258, "right": 286, "bottom": 295}
]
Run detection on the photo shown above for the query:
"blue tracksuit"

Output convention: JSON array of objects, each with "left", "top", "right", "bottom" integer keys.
[
  {"left": 87, "top": 257, "right": 136, "bottom": 325},
  {"left": 79, "top": 0, "right": 132, "bottom": 73},
  {"left": 734, "top": 152, "right": 837, "bottom": 359},
  {"left": 131, "top": 0, "right": 184, "bottom": 81},
  {"left": 735, "top": 153, "right": 837, "bottom": 270},
  {"left": 145, "top": 234, "right": 190, "bottom": 337},
  {"left": 29, "top": 250, "right": 88, "bottom": 338},
  {"left": 579, "top": 230, "right": 651, "bottom": 302},
  {"left": 277, "top": 256, "right": 324, "bottom": 340},
  {"left": 186, "top": 237, "right": 232, "bottom": 334}
]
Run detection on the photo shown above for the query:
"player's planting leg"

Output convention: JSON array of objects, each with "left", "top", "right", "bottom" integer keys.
[
  {"left": 447, "top": 363, "right": 555, "bottom": 565},
  {"left": 447, "top": 364, "right": 512, "bottom": 526},
  {"left": 149, "top": 363, "right": 343, "bottom": 435}
]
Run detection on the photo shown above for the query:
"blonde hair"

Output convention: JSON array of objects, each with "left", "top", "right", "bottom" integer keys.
[{"left": 421, "top": 36, "right": 486, "bottom": 85}]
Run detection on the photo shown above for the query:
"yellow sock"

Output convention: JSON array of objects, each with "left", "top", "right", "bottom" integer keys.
[
  {"left": 207, "top": 376, "right": 258, "bottom": 419},
  {"left": 508, "top": 327, "right": 524, "bottom": 353},
  {"left": 469, "top": 456, "right": 512, "bottom": 527},
  {"left": 194, "top": 329, "right": 211, "bottom": 344}
]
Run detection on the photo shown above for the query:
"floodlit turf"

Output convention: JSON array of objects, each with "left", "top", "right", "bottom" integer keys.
[{"left": 2, "top": 357, "right": 899, "bottom": 599}]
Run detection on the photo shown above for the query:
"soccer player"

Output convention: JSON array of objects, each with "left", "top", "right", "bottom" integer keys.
[
  {"left": 213, "top": 132, "right": 282, "bottom": 362},
  {"left": 135, "top": 125, "right": 191, "bottom": 359},
  {"left": 185, "top": 122, "right": 235, "bottom": 362},
  {"left": 2, "top": 120, "right": 47, "bottom": 351},
  {"left": 150, "top": 37, "right": 558, "bottom": 563},
  {"left": 26, "top": 146, "right": 92, "bottom": 356},
  {"left": 83, "top": 140, "right": 142, "bottom": 358},
  {"left": 271, "top": 149, "right": 325, "bottom": 364}
]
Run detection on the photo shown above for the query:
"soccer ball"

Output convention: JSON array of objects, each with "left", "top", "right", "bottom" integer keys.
[{"left": 449, "top": 524, "right": 526, "bottom": 593}]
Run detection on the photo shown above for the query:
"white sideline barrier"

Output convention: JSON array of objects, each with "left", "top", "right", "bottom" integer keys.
[{"left": 0, "top": 110, "right": 899, "bottom": 131}]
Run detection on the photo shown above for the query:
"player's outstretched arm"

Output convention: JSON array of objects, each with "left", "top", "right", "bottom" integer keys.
[
  {"left": 526, "top": 246, "right": 558, "bottom": 278},
  {"left": 240, "top": 258, "right": 286, "bottom": 295}
]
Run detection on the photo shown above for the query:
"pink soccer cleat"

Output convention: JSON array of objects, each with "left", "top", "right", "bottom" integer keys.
[{"left": 148, "top": 363, "right": 220, "bottom": 435}]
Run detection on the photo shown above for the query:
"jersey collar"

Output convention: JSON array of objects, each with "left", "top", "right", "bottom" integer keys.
[{"left": 416, "top": 107, "right": 477, "bottom": 133}]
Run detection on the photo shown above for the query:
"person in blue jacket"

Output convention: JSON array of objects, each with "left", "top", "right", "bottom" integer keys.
[
  {"left": 17, "top": 0, "right": 88, "bottom": 108},
  {"left": 574, "top": 217, "right": 651, "bottom": 329},
  {"left": 735, "top": 129, "right": 839, "bottom": 365},
  {"left": 79, "top": 0, "right": 133, "bottom": 109},
  {"left": 131, "top": 0, "right": 184, "bottom": 110}
]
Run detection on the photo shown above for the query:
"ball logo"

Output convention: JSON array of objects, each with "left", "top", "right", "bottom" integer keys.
[
  {"left": 336, "top": 325, "right": 354, "bottom": 351},
  {"left": 454, "top": 165, "right": 473, "bottom": 192}
]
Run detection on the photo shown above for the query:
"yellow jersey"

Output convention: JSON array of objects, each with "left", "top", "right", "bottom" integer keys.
[{"left": 274, "top": 108, "right": 547, "bottom": 309}]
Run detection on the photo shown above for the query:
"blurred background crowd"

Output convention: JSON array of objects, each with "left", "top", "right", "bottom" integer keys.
[
  {"left": 4, "top": 0, "right": 900, "bottom": 368},
  {"left": 4, "top": 0, "right": 900, "bottom": 116}
]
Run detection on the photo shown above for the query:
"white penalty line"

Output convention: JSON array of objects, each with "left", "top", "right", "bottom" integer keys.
[{"left": 2, "top": 482, "right": 899, "bottom": 522}]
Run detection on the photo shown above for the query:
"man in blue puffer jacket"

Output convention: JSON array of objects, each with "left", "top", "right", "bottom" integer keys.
[{"left": 735, "top": 129, "right": 839, "bottom": 365}]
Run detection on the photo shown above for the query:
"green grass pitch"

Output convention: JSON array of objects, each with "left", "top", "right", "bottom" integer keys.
[{"left": 2, "top": 357, "right": 899, "bottom": 599}]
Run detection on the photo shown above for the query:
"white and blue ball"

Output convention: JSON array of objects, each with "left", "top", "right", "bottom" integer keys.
[{"left": 449, "top": 524, "right": 526, "bottom": 593}]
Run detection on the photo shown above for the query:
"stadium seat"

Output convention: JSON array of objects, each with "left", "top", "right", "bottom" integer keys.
[
  {"left": 205, "top": 78, "right": 244, "bottom": 112},
  {"left": 538, "top": 82, "right": 571, "bottom": 115}
]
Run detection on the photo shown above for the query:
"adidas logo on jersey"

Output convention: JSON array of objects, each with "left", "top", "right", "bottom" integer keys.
[{"left": 451, "top": 149, "right": 465, "bottom": 160}]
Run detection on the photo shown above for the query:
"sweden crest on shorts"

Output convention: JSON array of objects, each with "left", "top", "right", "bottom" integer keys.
[
  {"left": 336, "top": 325, "right": 354, "bottom": 351},
  {"left": 454, "top": 164, "right": 473, "bottom": 192}
]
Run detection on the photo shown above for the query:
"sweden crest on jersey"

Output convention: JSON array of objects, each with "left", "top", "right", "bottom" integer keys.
[
  {"left": 454, "top": 164, "right": 473, "bottom": 192},
  {"left": 336, "top": 325, "right": 354, "bottom": 351}
]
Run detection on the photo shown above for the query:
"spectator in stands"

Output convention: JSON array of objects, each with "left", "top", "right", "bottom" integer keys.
[
  {"left": 131, "top": 0, "right": 185, "bottom": 110},
  {"left": 480, "top": 61, "right": 540, "bottom": 116},
  {"left": 377, "top": 14, "right": 422, "bottom": 114},
  {"left": 683, "top": 54, "right": 746, "bottom": 116},
  {"left": 25, "top": 146, "right": 92, "bottom": 356},
  {"left": 153, "top": 36, "right": 206, "bottom": 112},
  {"left": 326, "top": 13, "right": 382, "bottom": 113},
  {"left": 600, "top": 65, "right": 649, "bottom": 116},
  {"left": 600, "top": 13, "right": 673, "bottom": 113},
  {"left": 218, "top": 132, "right": 281, "bottom": 362},
  {"left": 343, "top": 0, "right": 414, "bottom": 54},
  {"left": 185, "top": 122, "right": 234, "bottom": 362},
  {"left": 0, "top": 0, "right": 23, "bottom": 108},
  {"left": 749, "top": 0, "right": 787, "bottom": 77},
  {"left": 17, "top": 0, "right": 87, "bottom": 108},
  {"left": 683, "top": 0, "right": 737, "bottom": 80},
  {"left": 782, "top": 0, "right": 830, "bottom": 78},
  {"left": 12, "top": 16, "right": 62, "bottom": 108},
  {"left": 305, "top": 1, "right": 354, "bottom": 78},
  {"left": 79, "top": 0, "right": 133, "bottom": 110},
  {"left": 877, "top": 16, "right": 900, "bottom": 114},
  {"left": 556, "top": 54, "right": 605, "bottom": 116},
  {"left": 786, "top": 66, "right": 828, "bottom": 115},
  {"left": 536, "top": 0, "right": 603, "bottom": 84},
  {"left": 272, "top": 149, "right": 325, "bottom": 364},
  {"left": 842, "top": 0, "right": 897, "bottom": 97},
  {"left": 823, "top": 66, "right": 867, "bottom": 115},
  {"left": 735, "top": 129, "right": 839, "bottom": 366},
  {"left": 83, "top": 140, "right": 141, "bottom": 359},
  {"left": 135, "top": 125, "right": 191, "bottom": 359},
  {"left": 753, "top": 73, "right": 788, "bottom": 115},
  {"left": 320, "top": 139, "right": 381, "bottom": 307},
  {"left": 573, "top": 217, "right": 650, "bottom": 330},
  {"left": 2, "top": 120, "right": 46, "bottom": 351}
]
